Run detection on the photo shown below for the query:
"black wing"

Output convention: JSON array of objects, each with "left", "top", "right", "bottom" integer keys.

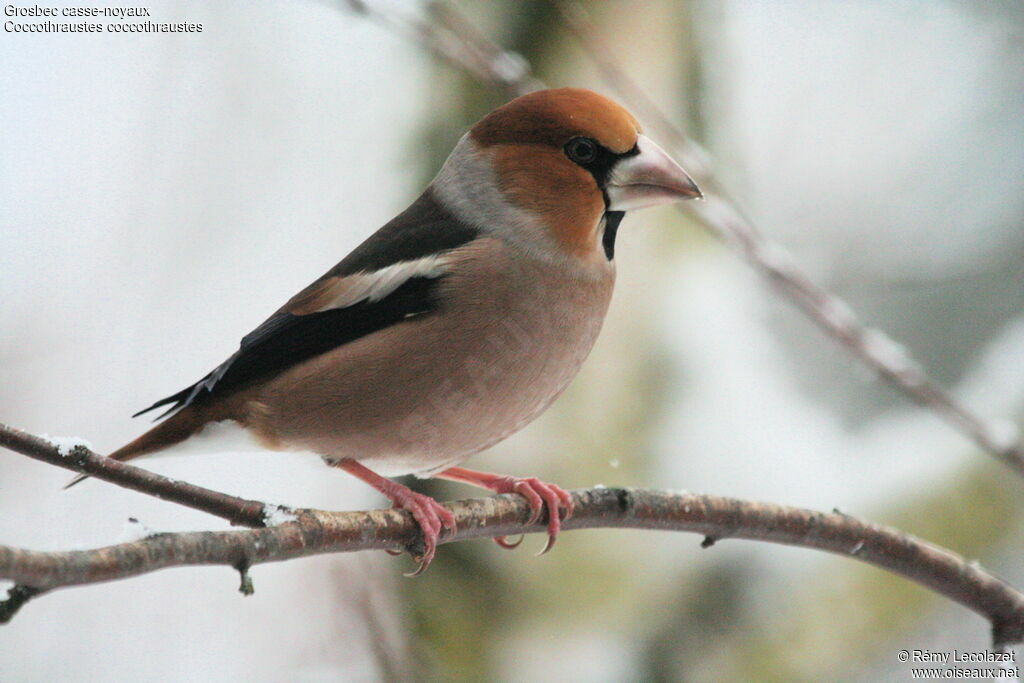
[{"left": 135, "top": 189, "right": 478, "bottom": 419}]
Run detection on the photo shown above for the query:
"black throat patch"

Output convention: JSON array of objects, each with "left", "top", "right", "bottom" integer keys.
[{"left": 602, "top": 211, "right": 625, "bottom": 260}]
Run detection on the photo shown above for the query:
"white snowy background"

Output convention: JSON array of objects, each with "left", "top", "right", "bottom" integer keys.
[{"left": 2, "top": 1, "right": 1022, "bottom": 680}]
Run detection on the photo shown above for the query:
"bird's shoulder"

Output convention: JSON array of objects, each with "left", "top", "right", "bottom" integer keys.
[{"left": 135, "top": 189, "right": 481, "bottom": 419}]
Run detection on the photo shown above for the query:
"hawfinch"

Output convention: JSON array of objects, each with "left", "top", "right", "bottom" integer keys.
[{"left": 73, "top": 88, "right": 701, "bottom": 573}]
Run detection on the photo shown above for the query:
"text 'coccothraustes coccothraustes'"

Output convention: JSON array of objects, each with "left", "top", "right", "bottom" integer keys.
[{"left": 70, "top": 88, "right": 702, "bottom": 573}]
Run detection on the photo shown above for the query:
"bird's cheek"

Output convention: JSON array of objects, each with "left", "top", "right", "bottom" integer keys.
[
  {"left": 513, "top": 175, "right": 605, "bottom": 257},
  {"left": 490, "top": 150, "right": 605, "bottom": 256}
]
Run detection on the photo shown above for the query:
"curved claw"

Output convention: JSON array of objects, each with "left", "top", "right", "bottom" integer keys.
[
  {"left": 493, "top": 534, "right": 525, "bottom": 550},
  {"left": 433, "top": 467, "right": 573, "bottom": 556},
  {"left": 538, "top": 533, "right": 557, "bottom": 556},
  {"left": 502, "top": 477, "right": 573, "bottom": 555},
  {"left": 404, "top": 559, "right": 431, "bottom": 578},
  {"left": 398, "top": 493, "right": 456, "bottom": 576}
]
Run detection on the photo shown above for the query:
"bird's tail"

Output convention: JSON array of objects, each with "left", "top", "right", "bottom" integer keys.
[{"left": 64, "top": 406, "right": 206, "bottom": 489}]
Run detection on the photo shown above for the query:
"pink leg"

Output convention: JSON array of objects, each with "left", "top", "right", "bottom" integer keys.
[
  {"left": 435, "top": 466, "right": 574, "bottom": 554},
  {"left": 333, "top": 458, "right": 456, "bottom": 576}
]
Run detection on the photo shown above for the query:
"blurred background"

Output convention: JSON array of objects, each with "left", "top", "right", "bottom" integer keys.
[{"left": 2, "top": 1, "right": 1023, "bottom": 680}]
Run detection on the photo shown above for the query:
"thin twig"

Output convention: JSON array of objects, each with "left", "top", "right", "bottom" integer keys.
[
  {"left": 0, "top": 423, "right": 268, "bottom": 528},
  {"left": 2, "top": 0, "right": 1021, "bottom": 654},
  {"left": 343, "top": 0, "right": 539, "bottom": 97},
  {"left": 343, "top": 0, "right": 1024, "bottom": 475},
  {"left": 2, "top": 421, "right": 1023, "bottom": 647},
  {"left": 554, "top": 0, "right": 1024, "bottom": 477},
  {"left": 2, "top": 482, "right": 1023, "bottom": 647}
]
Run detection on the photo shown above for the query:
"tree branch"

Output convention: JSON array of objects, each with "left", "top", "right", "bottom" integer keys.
[
  {"left": 2, "top": 421, "right": 1024, "bottom": 648},
  {"left": 3, "top": 1, "right": 1021, "bottom": 656},
  {"left": 0, "top": 423, "right": 268, "bottom": 528},
  {"left": 343, "top": 0, "right": 1024, "bottom": 477},
  {"left": 2, "top": 478, "right": 1023, "bottom": 648}
]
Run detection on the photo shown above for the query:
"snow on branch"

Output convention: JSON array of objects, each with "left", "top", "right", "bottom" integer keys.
[
  {"left": 2, "top": 0, "right": 1023, "bottom": 654},
  {"left": 2, "top": 422, "right": 1023, "bottom": 648}
]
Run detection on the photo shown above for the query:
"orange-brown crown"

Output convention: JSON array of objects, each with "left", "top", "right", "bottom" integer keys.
[
  {"left": 469, "top": 89, "right": 641, "bottom": 259},
  {"left": 470, "top": 88, "right": 640, "bottom": 153}
]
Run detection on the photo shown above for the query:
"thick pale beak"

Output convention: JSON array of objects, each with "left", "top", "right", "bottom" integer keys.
[{"left": 606, "top": 134, "right": 702, "bottom": 211}]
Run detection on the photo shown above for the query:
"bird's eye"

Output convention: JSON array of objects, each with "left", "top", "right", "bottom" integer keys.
[{"left": 565, "top": 137, "right": 599, "bottom": 165}]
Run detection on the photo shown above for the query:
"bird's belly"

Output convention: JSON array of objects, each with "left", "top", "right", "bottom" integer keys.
[
  {"left": 358, "top": 312, "right": 602, "bottom": 476},
  {"left": 251, "top": 252, "right": 615, "bottom": 477}
]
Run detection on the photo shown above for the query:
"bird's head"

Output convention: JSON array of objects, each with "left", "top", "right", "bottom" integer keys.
[{"left": 433, "top": 88, "right": 701, "bottom": 263}]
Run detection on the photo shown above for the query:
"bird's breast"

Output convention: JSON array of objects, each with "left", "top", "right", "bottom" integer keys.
[
  {"left": 251, "top": 238, "right": 615, "bottom": 475},
  {"left": 432, "top": 240, "right": 615, "bottom": 443}
]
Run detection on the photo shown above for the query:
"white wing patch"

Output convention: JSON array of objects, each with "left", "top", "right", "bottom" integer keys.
[{"left": 316, "top": 254, "right": 451, "bottom": 312}]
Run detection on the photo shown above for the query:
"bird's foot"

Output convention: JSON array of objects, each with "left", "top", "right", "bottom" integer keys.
[
  {"left": 436, "top": 467, "right": 573, "bottom": 554},
  {"left": 383, "top": 486, "right": 457, "bottom": 576},
  {"left": 494, "top": 476, "right": 574, "bottom": 554},
  {"left": 332, "top": 458, "right": 455, "bottom": 575}
]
